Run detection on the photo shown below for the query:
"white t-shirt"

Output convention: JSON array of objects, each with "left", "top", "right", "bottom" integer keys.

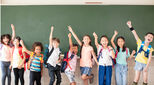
[
  {"left": 98, "top": 45, "right": 113, "bottom": 66},
  {"left": 65, "top": 51, "right": 77, "bottom": 72},
  {"left": 47, "top": 46, "right": 61, "bottom": 67}
]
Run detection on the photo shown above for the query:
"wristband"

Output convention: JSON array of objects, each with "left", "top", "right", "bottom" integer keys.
[{"left": 130, "top": 27, "right": 134, "bottom": 31}]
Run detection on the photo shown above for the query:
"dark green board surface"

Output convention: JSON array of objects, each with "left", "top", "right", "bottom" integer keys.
[{"left": 1, "top": 5, "right": 154, "bottom": 53}]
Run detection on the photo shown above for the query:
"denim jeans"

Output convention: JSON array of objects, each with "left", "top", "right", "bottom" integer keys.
[
  {"left": 115, "top": 64, "right": 128, "bottom": 85},
  {"left": 48, "top": 64, "right": 61, "bottom": 85},
  {"left": 0, "top": 61, "right": 11, "bottom": 85}
]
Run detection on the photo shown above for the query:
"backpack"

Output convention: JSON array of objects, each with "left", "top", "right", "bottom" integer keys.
[
  {"left": 43, "top": 44, "right": 54, "bottom": 68},
  {"left": 61, "top": 52, "right": 75, "bottom": 73},
  {"left": 97, "top": 46, "right": 115, "bottom": 66},
  {"left": 113, "top": 48, "right": 128, "bottom": 65},
  {"left": 12, "top": 47, "right": 30, "bottom": 70},
  {"left": 135, "top": 41, "right": 152, "bottom": 58}
]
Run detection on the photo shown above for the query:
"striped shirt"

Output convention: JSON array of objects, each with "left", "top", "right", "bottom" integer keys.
[{"left": 30, "top": 52, "right": 43, "bottom": 72}]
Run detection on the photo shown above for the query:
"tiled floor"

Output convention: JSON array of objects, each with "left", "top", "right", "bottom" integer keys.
[{"left": 0, "top": 58, "right": 154, "bottom": 85}]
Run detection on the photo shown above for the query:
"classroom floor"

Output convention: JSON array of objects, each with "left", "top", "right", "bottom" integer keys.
[{"left": 0, "top": 58, "right": 154, "bottom": 85}]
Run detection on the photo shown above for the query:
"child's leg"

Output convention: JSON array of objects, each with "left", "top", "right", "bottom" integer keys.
[
  {"left": 1, "top": 61, "right": 7, "bottom": 85},
  {"left": 35, "top": 72, "right": 41, "bottom": 85},
  {"left": 55, "top": 65, "right": 61, "bottom": 85},
  {"left": 7, "top": 62, "right": 11, "bottom": 85},
  {"left": 18, "top": 68, "right": 24, "bottom": 85},
  {"left": 65, "top": 71, "right": 76, "bottom": 85},
  {"left": 105, "top": 66, "right": 112, "bottom": 85},
  {"left": 48, "top": 64, "right": 55, "bottom": 85},
  {"left": 134, "top": 71, "right": 141, "bottom": 83},
  {"left": 143, "top": 70, "right": 148, "bottom": 83},
  {"left": 71, "top": 82, "right": 76, "bottom": 85},
  {"left": 115, "top": 64, "right": 122, "bottom": 85},
  {"left": 13, "top": 68, "right": 19, "bottom": 85},
  {"left": 99, "top": 65, "right": 105, "bottom": 85},
  {"left": 122, "top": 65, "right": 128, "bottom": 85},
  {"left": 30, "top": 71, "right": 35, "bottom": 85}
]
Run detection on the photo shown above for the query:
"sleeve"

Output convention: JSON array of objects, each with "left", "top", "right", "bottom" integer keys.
[
  {"left": 48, "top": 45, "right": 53, "bottom": 52},
  {"left": 150, "top": 48, "right": 154, "bottom": 53},
  {"left": 40, "top": 55, "right": 44, "bottom": 63},
  {"left": 30, "top": 52, "right": 34, "bottom": 59},
  {"left": 126, "top": 48, "right": 131, "bottom": 58}
]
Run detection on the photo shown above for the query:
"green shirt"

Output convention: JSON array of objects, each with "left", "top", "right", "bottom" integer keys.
[{"left": 114, "top": 46, "right": 130, "bottom": 65}]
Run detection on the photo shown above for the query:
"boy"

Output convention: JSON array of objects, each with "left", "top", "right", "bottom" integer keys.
[
  {"left": 47, "top": 26, "right": 62, "bottom": 85},
  {"left": 127, "top": 21, "right": 154, "bottom": 85},
  {"left": 64, "top": 33, "right": 78, "bottom": 85}
]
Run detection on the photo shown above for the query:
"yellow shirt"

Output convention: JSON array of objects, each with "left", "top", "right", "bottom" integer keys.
[{"left": 135, "top": 39, "right": 154, "bottom": 64}]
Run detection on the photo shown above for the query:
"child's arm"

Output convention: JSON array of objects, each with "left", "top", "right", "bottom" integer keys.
[
  {"left": 143, "top": 51, "right": 153, "bottom": 72},
  {"left": 91, "top": 49, "right": 99, "bottom": 65},
  {"left": 111, "top": 30, "right": 118, "bottom": 49},
  {"left": 20, "top": 40, "right": 32, "bottom": 55},
  {"left": 127, "top": 50, "right": 136, "bottom": 60},
  {"left": 49, "top": 26, "right": 54, "bottom": 47},
  {"left": 18, "top": 52, "right": 26, "bottom": 69},
  {"left": 108, "top": 46, "right": 115, "bottom": 59},
  {"left": 11, "top": 24, "right": 15, "bottom": 41},
  {"left": 93, "top": 32, "right": 100, "bottom": 49},
  {"left": 68, "top": 33, "right": 73, "bottom": 48},
  {"left": 68, "top": 26, "right": 82, "bottom": 46},
  {"left": 126, "top": 21, "right": 140, "bottom": 41}
]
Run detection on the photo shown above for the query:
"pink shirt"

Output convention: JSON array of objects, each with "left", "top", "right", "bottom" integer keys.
[
  {"left": 80, "top": 45, "right": 93, "bottom": 68},
  {"left": 0, "top": 44, "right": 12, "bottom": 62}
]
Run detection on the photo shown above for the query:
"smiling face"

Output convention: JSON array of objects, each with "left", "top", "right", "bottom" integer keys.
[
  {"left": 52, "top": 40, "right": 60, "bottom": 48},
  {"left": 70, "top": 46, "right": 78, "bottom": 54},
  {"left": 117, "top": 38, "right": 125, "bottom": 48},
  {"left": 100, "top": 37, "right": 109, "bottom": 47},
  {"left": 13, "top": 39, "right": 20, "bottom": 47},
  {"left": 82, "top": 36, "right": 91, "bottom": 46},
  {"left": 145, "top": 34, "right": 153, "bottom": 43},
  {"left": 34, "top": 46, "right": 42, "bottom": 55},
  {"left": 3, "top": 36, "right": 10, "bottom": 45}
]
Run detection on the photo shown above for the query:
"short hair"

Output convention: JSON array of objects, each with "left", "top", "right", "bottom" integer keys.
[
  {"left": 146, "top": 32, "right": 154, "bottom": 37},
  {"left": 32, "top": 42, "right": 44, "bottom": 52},
  {"left": 52, "top": 37, "right": 60, "bottom": 43},
  {"left": 72, "top": 43, "right": 78, "bottom": 47},
  {"left": 100, "top": 35, "right": 109, "bottom": 41},
  {"left": 1, "top": 34, "right": 11, "bottom": 45}
]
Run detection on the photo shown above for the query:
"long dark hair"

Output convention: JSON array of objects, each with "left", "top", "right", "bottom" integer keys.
[
  {"left": 14, "top": 36, "right": 22, "bottom": 47},
  {"left": 116, "top": 36, "right": 126, "bottom": 52},
  {"left": 80, "top": 35, "right": 92, "bottom": 58},
  {"left": 1, "top": 34, "right": 11, "bottom": 45}
]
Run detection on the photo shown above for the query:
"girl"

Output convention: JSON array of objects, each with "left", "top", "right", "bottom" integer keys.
[
  {"left": 20, "top": 40, "right": 44, "bottom": 85},
  {"left": 68, "top": 26, "right": 98, "bottom": 85},
  {"left": 93, "top": 32, "right": 115, "bottom": 85},
  {"left": 0, "top": 24, "right": 15, "bottom": 85},
  {"left": 10, "top": 36, "right": 26, "bottom": 85},
  {"left": 111, "top": 30, "right": 136, "bottom": 85}
]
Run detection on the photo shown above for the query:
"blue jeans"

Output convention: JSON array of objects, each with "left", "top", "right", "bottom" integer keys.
[
  {"left": 99, "top": 65, "right": 112, "bottom": 85},
  {"left": 0, "top": 61, "right": 11, "bottom": 85},
  {"left": 115, "top": 64, "right": 128, "bottom": 85}
]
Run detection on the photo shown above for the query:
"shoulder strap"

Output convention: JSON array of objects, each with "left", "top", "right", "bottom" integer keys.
[
  {"left": 18, "top": 47, "right": 24, "bottom": 59},
  {"left": 125, "top": 48, "right": 128, "bottom": 56},
  {"left": 48, "top": 47, "right": 54, "bottom": 57}
]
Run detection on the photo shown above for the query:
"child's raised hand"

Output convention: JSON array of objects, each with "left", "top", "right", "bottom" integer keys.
[
  {"left": 114, "top": 30, "right": 118, "bottom": 35},
  {"left": 108, "top": 46, "right": 113, "bottom": 50},
  {"left": 68, "top": 33, "right": 72, "bottom": 38},
  {"left": 131, "top": 50, "right": 136, "bottom": 55},
  {"left": 93, "top": 32, "right": 98, "bottom": 38},
  {"left": 51, "top": 26, "right": 54, "bottom": 32},
  {"left": 127, "top": 21, "right": 132, "bottom": 28},
  {"left": 11, "top": 24, "right": 15, "bottom": 30},
  {"left": 68, "top": 26, "right": 73, "bottom": 32}
]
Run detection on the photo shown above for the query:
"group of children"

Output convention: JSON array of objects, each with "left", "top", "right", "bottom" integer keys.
[{"left": 0, "top": 21, "right": 153, "bottom": 85}]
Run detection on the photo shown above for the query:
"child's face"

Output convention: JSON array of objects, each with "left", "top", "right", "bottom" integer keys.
[
  {"left": 117, "top": 38, "right": 125, "bottom": 48},
  {"left": 34, "top": 46, "right": 42, "bottom": 54},
  {"left": 145, "top": 34, "right": 153, "bottom": 43},
  {"left": 13, "top": 39, "right": 20, "bottom": 46},
  {"left": 100, "top": 37, "right": 108, "bottom": 47},
  {"left": 70, "top": 46, "right": 78, "bottom": 54},
  {"left": 52, "top": 40, "right": 59, "bottom": 48},
  {"left": 82, "top": 36, "right": 91, "bottom": 45},
  {"left": 3, "top": 37, "right": 10, "bottom": 45}
]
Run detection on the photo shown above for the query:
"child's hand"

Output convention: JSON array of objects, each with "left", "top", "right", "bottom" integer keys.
[
  {"left": 127, "top": 21, "right": 132, "bottom": 28},
  {"left": 131, "top": 50, "right": 136, "bottom": 55},
  {"left": 68, "top": 33, "right": 72, "bottom": 38},
  {"left": 11, "top": 24, "right": 15, "bottom": 30},
  {"left": 18, "top": 65, "right": 22, "bottom": 69},
  {"left": 108, "top": 46, "right": 113, "bottom": 50},
  {"left": 143, "top": 66, "right": 148, "bottom": 72},
  {"left": 68, "top": 26, "right": 73, "bottom": 32},
  {"left": 51, "top": 26, "right": 54, "bottom": 32},
  {"left": 9, "top": 65, "right": 12, "bottom": 70},
  {"left": 93, "top": 32, "right": 98, "bottom": 38},
  {"left": 114, "top": 30, "right": 118, "bottom": 35},
  {"left": 20, "top": 40, "right": 24, "bottom": 46}
]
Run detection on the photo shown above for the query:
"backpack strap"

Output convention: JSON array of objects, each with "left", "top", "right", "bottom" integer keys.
[
  {"left": 97, "top": 45, "right": 103, "bottom": 61},
  {"left": 145, "top": 45, "right": 152, "bottom": 58}
]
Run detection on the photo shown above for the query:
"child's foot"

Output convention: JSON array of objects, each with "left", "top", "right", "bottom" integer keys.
[
  {"left": 132, "top": 82, "right": 138, "bottom": 85},
  {"left": 89, "top": 74, "right": 94, "bottom": 84},
  {"left": 143, "top": 82, "right": 148, "bottom": 85}
]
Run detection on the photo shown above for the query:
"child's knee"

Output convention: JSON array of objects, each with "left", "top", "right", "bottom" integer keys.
[{"left": 81, "top": 75, "right": 86, "bottom": 80}]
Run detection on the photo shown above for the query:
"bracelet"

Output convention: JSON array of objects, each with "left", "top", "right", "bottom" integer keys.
[{"left": 130, "top": 27, "right": 134, "bottom": 31}]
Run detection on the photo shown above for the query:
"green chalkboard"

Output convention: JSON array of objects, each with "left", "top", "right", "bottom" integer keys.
[{"left": 1, "top": 5, "right": 154, "bottom": 53}]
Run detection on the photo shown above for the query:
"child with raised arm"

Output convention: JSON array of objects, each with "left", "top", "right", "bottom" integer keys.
[
  {"left": 0, "top": 24, "right": 15, "bottom": 85},
  {"left": 47, "top": 26, "right": 62, "bottom": 85},
  {"left": 20, "top": 40, "right": 44, "bottom": 85},
  {"left": 93, "top": 32, "right": 115, "bottom": 85},
  {"left": 68, "top": 26, "right": 98, "bottom": 85},
  {"left": 127, "top": 21, "right": 154, "bottom": 85},
  {"left": 64, "top": 33, "right": 78, "bottom": 85},
  {"left": 111, "top": 30, "right": 136, "bottom": 85}
]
